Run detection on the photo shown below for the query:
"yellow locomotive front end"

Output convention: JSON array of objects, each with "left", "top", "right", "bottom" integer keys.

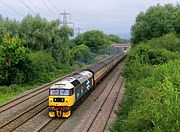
[
  {"left": 48, "top": 80, "right": 75, "bottom": 118},
  {"left": 48, "top": 71, "right": 93, "bottom": 118}
]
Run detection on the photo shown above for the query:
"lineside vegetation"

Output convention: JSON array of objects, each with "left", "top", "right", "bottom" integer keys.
[
  {"left": 111, "top": 34, "right": 180, "bottom": 131},
  {"left": 111, "top": 3, "right": 180, "bottom": 131}
]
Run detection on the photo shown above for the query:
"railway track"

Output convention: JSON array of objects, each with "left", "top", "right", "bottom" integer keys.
[
  {"left": 0, "top": 59, "right": 125, "bottom": 132},
  {"left": 37, "top": 118, "right": 66, "bottom": 132},
  {"left": 53, "top": 60, "right": 125, "bottom": 132},
  {"left": 102, "top": 80, "right": 124, "bottom": 132},
  {"left": 0, "top": 98, "right": 48, "bottom": 132},
  {"left": 36, "top": 74, "right": 123, "bottom": 132},
  {"left": 0, "top": 76, "right": 124, "bottom": 132},
  {"left": 0, "top": 86, "right": 49, "bottom": 114},
  {"left": 0, "top": 69, "right": 83, "bottom": 114},
  {"left": 86, "top": 73, "right": 124, "bottom": 132}
]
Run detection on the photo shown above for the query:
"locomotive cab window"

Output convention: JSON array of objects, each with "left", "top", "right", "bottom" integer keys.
[
  {"left": 60, "top": 89, "right": 69, "bottom": 95},
  {"left": 49, "top": 89, "right": 59, "bottom": 95},
  {"left": 49, "top": 88, "right": 74, "bottom": 96},
  {"left": 60, "top": 89, "right": 74, "bottom": 96}
]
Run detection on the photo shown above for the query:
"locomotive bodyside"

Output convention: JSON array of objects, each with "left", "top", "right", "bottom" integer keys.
[{"left": 74, "top": 71, "right": 93, "bottom": 103}]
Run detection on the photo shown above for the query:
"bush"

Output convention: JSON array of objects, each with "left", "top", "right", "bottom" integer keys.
[
  {"left": 70, "top": 44, "right": 94, "bottom": 63},
  {"left": 148, "top": 33, "right": 180, "bottom": 52},
  {"left": 27, "top": 51, "right": 57, "bottom": 83},
  {"left": 122, "top": 61, "right": 180, "bottom": 132},
  {"left": 0, "top": 36, "right": 30, "bottom": 85},
  {"left": 111, "top": 34, "right": 180, "bottom": 132}
]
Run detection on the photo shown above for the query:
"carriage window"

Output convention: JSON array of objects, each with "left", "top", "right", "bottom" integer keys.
[
  {"left": 49, "top": 89, "right": 59, "bottom": 95},
  {"left": 60, "top": 89, "right": 70, "bottom": 96}
]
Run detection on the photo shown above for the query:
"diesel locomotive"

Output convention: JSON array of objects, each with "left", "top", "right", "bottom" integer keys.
[{"left": 48, "top": 52, "right": 126, "bottom": 117}]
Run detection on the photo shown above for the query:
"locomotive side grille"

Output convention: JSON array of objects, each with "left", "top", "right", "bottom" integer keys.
[
  {"left": 53, "top": 98, "right": 65, "bottom": 102},
  {"left": 71, "top": 79, "right": 80, "bottom": 87}
]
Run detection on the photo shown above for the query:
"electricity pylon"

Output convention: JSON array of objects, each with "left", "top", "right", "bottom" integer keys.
[{"left": 59, "top": 10, "right": 74, "bottom": 30}]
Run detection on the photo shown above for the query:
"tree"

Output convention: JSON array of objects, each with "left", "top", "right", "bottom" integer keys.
[
  {"left": 70, "top": 44, "right": 93, "bottom": 63},
  {"left": 174, "top": 8, "right": 180, "bottom": 34},
  {"left": 108, "top": 34, "right": 129, "bottom": 43},
  {"left": 131, "top": 4, "right": 180, "bottom": 44},
  {"left": 74, "top": 30, "right": 110, "bottom": 53},
  {"left": 27, "top": 51, "right": 57, "bottom": 83},
  {"left": 50, "top": 26, "right": 74, "bottom": 65},
  {"left": 0, "top": 36, "right": 29, "bottom": 85},
  {"left": 19, "top": 15, "right": 74, "bottom": 65},
  {"left": 0, "top": 17, "right": 19, "bottom": 43},
  {"left": 19, "top": 15, "right": 51, "bottom": 50}
]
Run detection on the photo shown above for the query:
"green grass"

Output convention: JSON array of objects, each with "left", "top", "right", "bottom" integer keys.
[
  {"left": 0, "top": 84, "right": 39, "bottom": 104},
  {"left": 0, "top": 65, "right": 80, "bottom": 105}
]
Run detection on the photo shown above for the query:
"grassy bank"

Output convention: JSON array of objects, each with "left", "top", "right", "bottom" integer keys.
[
  {"left": 0, "top": 65, "right": 80, "bottom": 104},
  {"left": 111, "top": 34, "right": 180, "bottom": 132}
]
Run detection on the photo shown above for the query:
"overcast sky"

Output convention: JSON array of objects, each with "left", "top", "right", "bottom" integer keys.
[{"left": 0, "top": 0, "right": 179, "bottom": 38}]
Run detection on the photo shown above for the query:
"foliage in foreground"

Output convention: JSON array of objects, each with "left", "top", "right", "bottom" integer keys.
[{"left": 111, "top": 34, "right": 180, "bottom": 132}]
